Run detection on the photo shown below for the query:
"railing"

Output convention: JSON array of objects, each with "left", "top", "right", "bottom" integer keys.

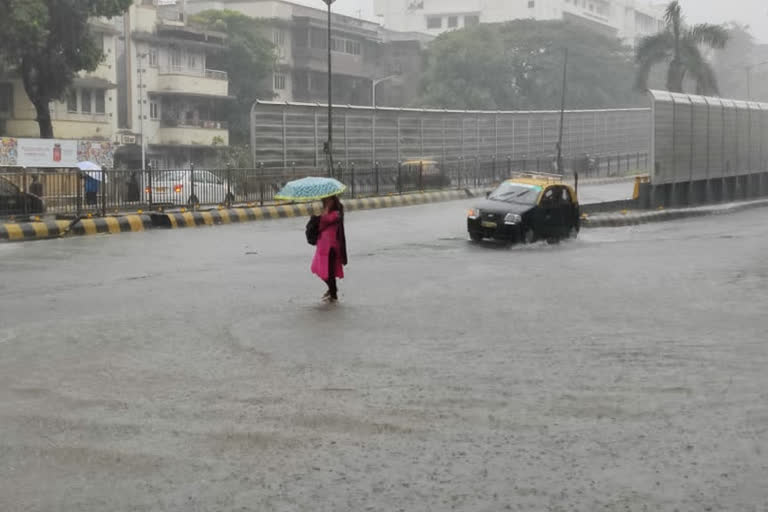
[
  {"left": 0, "top": 152, "right": 648, "bottom": 220},
  {"left": 159, "top": 119, "right": 229, "bottom": 129},
  {"left": 204, "top": 69, "right": 228, "bottom": 81},
  {"left": 156, "top": 67, "right": 229, "bottom": 81}
]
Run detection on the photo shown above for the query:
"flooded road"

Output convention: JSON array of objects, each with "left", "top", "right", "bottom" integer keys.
[{"left": 1, "top": 201, "right": 767, "bottom": 511}]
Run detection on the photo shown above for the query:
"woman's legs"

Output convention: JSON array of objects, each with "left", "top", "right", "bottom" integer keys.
[{"left": 325, "top": 249, "right": 338, "bottom": 300}]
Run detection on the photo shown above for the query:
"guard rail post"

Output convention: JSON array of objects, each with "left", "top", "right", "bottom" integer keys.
[
  {"left": 22, "top": 167, "right": 28, "bottom": 216},
  {"left": 189, "top": 163, "right": 196, "bottom": 210},
  {"left": 101, "top": 168, "right": 107, "bottom": 217},
  {"left": 226, "top": 163, "right": 233, "bottom": 208}
]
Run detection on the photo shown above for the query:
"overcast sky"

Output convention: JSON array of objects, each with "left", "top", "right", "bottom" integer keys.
[{"left": 289, "top": 0, "right": 768, "bottom": 42}]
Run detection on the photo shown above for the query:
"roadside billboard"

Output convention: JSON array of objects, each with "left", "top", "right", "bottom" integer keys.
[
  {"left": 0, "top": 138, "right": 114, "bottom": 169},
  {"left": 17, "top": 139, "right": 78, "bottom": 168}
]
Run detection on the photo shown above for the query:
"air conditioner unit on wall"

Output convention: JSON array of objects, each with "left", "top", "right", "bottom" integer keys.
[{"left": 121, "top": 135, "right": 137, "bottom": 145}]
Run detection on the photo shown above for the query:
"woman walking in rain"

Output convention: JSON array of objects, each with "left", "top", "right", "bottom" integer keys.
[{"left": 311, "top": 195, "right": 347, "bottom": 302}]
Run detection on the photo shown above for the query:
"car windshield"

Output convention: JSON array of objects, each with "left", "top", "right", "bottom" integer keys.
[{"left": 488, "top": 182, "right": 542, "bottom": 205}]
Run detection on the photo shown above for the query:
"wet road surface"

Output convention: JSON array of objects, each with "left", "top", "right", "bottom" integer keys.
[{"left": 1, "top": 200, "right": 767, "bottom": 511}]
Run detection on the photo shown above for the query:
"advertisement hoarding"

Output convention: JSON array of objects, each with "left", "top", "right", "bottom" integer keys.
[{"left": 16, "top": 139, "right": 78, "bottom": 168}]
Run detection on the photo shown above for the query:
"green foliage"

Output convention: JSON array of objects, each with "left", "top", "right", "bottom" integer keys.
[
  {"left": 635, "top": 1, "right": 728, "bottom": 95},
  {"left": 191, "top": 10, "right": 276, "bottom": 146},
  {"left": 416, "top": 19, "right": 642, "bottom": 110},
  {"left": 213, "top": 144, "right": 252, "bottom": 168},
  {"left": 0, "top": 0, "right": 133, "bottom": 138}
]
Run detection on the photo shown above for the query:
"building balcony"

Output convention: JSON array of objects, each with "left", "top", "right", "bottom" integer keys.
[
  {"left": 153, "top": 69, "right": 229, "bottom": 97},
  {"left": 154, "top": 120, "right": 229, "bottom": 147}
]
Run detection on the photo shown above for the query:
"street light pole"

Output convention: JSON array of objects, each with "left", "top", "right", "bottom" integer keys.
[
  {"left": 371, "top": 74, "right": 398, "bottom": 108},
  {"left": 323, "top": 0, "right": 336, "bottom": 176},
  {"left": 137, "top": 52, "right": 148, "bottom": 170},
  {"left": 556, "top": 48, "right": 568, "bottom": 175}
]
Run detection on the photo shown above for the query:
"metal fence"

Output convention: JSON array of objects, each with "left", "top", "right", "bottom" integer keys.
[
  {"left": 1, "top": 152, "right": 647, "bottom": 219},
  {"left": 650, "top": 89, "right": 768, "bottom": 185},
  {"left": 250, "top": 100, "right": 651, "bottom": 171}
]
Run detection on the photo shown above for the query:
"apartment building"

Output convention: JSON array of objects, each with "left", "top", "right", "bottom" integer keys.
[
  {"left": 187, "top": 0, "right": 430, "bottom": 107},
  {"left": 113, "top": 0, "right": 231, "bottom": 169},
  {"left": 0, "top": 19, "right": 120, "bottom": 146},
  {"left": 374, "top": 0, "right": 665, "bottom": 45},
  {"left": 0, "top": 1, "right": 232, "bottom": 170}
]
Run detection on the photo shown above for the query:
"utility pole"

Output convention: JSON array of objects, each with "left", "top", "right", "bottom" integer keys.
[
  {"left": 137, "top": 52, "right": 147, "bottom": 170},
  {"left": 323, "top": 0, "right": 336, "bottom": 176},
  {"left": 556, "top": 48, "right": 568, "bottom": 176}
]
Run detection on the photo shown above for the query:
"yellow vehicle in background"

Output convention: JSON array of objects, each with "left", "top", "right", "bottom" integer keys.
[{"left": 399, "top": 159, "right": 451, "bottom": 189}]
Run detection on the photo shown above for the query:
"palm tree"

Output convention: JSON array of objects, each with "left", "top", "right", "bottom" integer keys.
[{"left": 635, "top": 1, "right": 728, "bottom": 95}]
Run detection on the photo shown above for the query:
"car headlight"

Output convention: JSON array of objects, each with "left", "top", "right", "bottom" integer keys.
[
  {"left": 468, "top": 208, "right": 481, "bottom": 220},
  {"left": 504, "top": 213, "right": 521, "bottom": 225}
]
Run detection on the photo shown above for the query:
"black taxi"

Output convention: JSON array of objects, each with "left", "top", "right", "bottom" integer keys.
[{"left": 467, "top": 175, "right": 580, "bottom": 243}]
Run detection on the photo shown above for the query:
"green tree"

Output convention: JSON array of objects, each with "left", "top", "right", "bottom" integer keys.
[
  {"left": 635, "top": 1, "right": 728, "bottom": 95},
  {"left": 191, "top": 10, "right": 276, "bottom": 145},
  {"left": 0, "top": 0, "right": 132, "bottom": 138},
  {"left": 416, "top": 19, "right": 642, "bottom": 111}
]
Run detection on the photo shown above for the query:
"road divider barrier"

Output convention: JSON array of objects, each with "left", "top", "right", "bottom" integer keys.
[
  {"left": 0, "top": 214, "right": 152, "bottom": 241},
  {"left": 2, "top": 190, "right": 472, "bottom": 241}
]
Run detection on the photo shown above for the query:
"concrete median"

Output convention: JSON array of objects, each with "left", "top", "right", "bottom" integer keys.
[
  {"left": 1, "top": 190, "right": 474, "bottom": 241},
  {"left": 583, "top": 198, "right": 768, "bottom": 228}
]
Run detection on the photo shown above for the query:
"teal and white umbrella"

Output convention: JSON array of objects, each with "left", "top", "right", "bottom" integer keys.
[{"left": 275, "top": 177, "right": 346, "bottom": 202}]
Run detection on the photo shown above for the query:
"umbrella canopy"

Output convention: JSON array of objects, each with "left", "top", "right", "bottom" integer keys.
[
  {"left": 77, "top": 161, "right": 107, "bottom": 182},
  {"left": 275, "top": 177, "right": 346, "bottom": 202}
]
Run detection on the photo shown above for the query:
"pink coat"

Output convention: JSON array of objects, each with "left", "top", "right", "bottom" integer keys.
[{"left": 311, "top": 211, "right": 345, "bottom": 281}]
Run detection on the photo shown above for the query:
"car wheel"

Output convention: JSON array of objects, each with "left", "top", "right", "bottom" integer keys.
[
  {"left": 188, "top": 194, "right": 199, "bottom": 206},
  {"left": 522, "top": 227, "right": 536, "bottom": 244},
  {"left": 469, "top": 231, "right": 483, "bottom": 243}
]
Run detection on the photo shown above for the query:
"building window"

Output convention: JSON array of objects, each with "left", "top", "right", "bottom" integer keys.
[
  {"left": 149, "top": 48, "right": 159, "bottom": 67},
  {"left": 170, "top": 48, "right": 182, "bottom": 68},
  {"left": 273, "top": 29, "right": 286, "bottom": 47},
  {"left": 149, "top": 101, "right": 159, "bottom": 120},
  {"left": 95, "top": 90, "right": 105, "bottom": 114},
  {"left": 465, "top": 15, "right": 480, "bottom": 26},
  {"left": 448, "top": 16, "right": 458, "bottom": 28},
  {"left": 0, "top": 83, "right": 12, "bottom": 116},
  {"left": 67, "top": 90, "right": 78, "bottom": 113},
  {"left": 310, "top": 28, "right": 328, "bottom": 50},
  {"left": 81, "top": 89, "right": 92, "bottom": 114},
  {"left": 528, "top": 1, "right": 535, "bottom": 8},
  {"left": 274, "top": 73, "right": 286, "bottom": 90},
  {"left": 427, "top": 16, "right": 442, "bottom": 29},
  {"left": 345, "top": 40, "right": 361, "bottom": 55}
]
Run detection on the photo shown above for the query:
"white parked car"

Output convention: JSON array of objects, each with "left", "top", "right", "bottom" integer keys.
[{"left": 146, "top": 170, "right": 233, "bottom": 206}]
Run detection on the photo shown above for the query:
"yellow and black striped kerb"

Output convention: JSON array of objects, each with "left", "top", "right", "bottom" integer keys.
[
  {"left": 2, "top": 190, "right": 475, "bottom": 240},
  {"left": 0, "top": 215, "right": 151, "bottom": 242},
  {"left": 163, "top": 203, "right": 325, "bottom": 228},
  {"left": 163, "top": 190, "right": 471, "bottom": 229}
]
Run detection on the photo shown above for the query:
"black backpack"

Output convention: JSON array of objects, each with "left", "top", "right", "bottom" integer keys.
[{"left": 306, "top": 215, "right": 320, "bottom": 245}]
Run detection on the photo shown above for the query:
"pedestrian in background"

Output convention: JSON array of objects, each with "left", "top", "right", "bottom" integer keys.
[{"left": 311, "top": 195, "right": 347, "bottom": 302}]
